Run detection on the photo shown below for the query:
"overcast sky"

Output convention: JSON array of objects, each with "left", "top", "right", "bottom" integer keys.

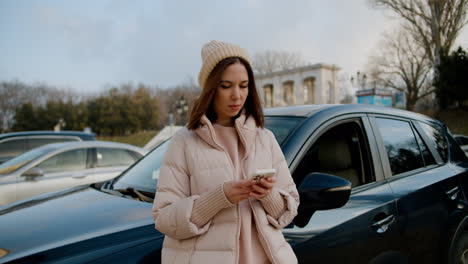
[{"left": 1, "top": 0, "right": 467, "bottom": 95}]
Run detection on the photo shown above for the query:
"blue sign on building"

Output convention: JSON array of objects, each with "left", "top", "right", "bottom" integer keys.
[{"left": 356, "top": 88, "right": 393, "bottom": 107}]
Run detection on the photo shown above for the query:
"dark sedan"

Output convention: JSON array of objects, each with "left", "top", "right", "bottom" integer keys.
[{"left": 0, "top": 104, "right": 467, "bottom": 264}]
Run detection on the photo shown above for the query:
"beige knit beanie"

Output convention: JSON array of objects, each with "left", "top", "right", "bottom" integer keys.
[{"left": 198, "top": 40, "right": 252, "bottom": 90}]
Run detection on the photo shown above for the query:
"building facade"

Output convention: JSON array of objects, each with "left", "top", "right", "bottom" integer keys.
[{"left": 255, "top": 64, "right": 340, "bottom": 107}]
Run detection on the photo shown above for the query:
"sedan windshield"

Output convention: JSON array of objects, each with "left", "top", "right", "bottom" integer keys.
[
  {"left": 111, "top": 116, "right": 302, "bottom": 194},
  {"left": 0, "top": 146, "right": 54, "bottom": 175}
]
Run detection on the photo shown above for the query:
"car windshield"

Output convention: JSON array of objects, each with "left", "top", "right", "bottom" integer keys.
[
  {"left": 265, "top": 116, "right": 304, "bottom": 145},
  {"left": 111, "top": 116, "right": 302, "bottom": 194},
  {"left": 0, "top": 146, "right": 54, "bottom": 175},
  {"left": 112, "top": 140, "right": 170, "bottom": 193}
]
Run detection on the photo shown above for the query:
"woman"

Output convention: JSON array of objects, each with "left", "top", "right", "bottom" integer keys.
[{"left": 152, "top": 40, "right": 299, "bottom": 264}]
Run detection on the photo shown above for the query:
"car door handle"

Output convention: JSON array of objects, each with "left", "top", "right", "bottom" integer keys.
[
  {"left": 372, "top": 215, "right": 395, "bottom": 234},
  {"left": 446, "top": 186, "right": 459, "bottom": 201},
  {"left": 72, "top": 174, "right": 86, "bottom": 179}
]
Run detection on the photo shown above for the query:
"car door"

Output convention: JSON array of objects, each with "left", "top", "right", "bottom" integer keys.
[
  {"left": 83, "top": 147, "right": 142, "bottom": 184},
  {"left": 369, "top": 115, "right": 466, "bottom": 263},
  {"left": 283, "top": 114, "right": 404, "bottom": 263},
  {"left": 15, "top": 147, "right": 92, "bottom": 201}
]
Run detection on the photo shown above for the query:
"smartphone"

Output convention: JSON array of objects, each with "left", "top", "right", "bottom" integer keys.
[{"left": 249, "top": 168, "right": 276, "bottom": 183}]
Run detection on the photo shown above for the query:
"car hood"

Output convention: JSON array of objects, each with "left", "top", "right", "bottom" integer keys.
[{"left": 0, "top": 186, "right": 160, "bottom": 262}]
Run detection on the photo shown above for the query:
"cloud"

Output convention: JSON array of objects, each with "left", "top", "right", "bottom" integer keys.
[
  {"left": 38, "top": 6, "right": 117, "bottom": 62},
  {"left": 2, "top": 0, "right": 467, "bottom": 93}
]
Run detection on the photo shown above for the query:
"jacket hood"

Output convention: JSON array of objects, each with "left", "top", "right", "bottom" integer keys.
[{"left": 0, "top": 187, "right": 160, "bottom": 263}]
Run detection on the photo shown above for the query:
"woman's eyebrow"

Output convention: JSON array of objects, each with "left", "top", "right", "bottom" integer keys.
[{"left": 219, "top": 80, "right": 249, "bottom": 84}]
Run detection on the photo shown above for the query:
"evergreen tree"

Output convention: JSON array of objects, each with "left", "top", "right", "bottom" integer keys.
[{"left": 435, "top": 47, "right": 468, "bottom": 109}]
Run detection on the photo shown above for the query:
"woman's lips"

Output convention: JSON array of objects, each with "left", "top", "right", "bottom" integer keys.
[{"left": 229, "top": 105, "right": 241, "bottom": 111}]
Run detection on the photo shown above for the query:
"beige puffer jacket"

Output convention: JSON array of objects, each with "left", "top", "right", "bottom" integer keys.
[{"left": 152, "top": 113, "right": 299, "bottom": 264}]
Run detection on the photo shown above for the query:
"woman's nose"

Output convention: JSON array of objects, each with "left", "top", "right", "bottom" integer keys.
[{"left": 231, "top": 86, "right": 240, "bottom": 98}]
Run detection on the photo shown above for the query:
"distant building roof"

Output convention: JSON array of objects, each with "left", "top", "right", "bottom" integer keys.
[
  {"left": 356, "top": 88, "right": 393, "bottom": 97},
  {"left": 256, "top": 63, "right": 341, "bottom": 79}
]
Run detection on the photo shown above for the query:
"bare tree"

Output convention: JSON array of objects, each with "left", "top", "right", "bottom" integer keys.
[
  {"left": 252, "top": 50, "right": 306, "bottom": 75},
  {"left": 338, "top": 73, "right": 355, "bottom": 104},
  {"left": 367, "top": 28, "right": 433, "bottom": 110},
  {"left": 0, "top": 80, "right": 78, "bottom": 132},
  {"left": 0, "top": 81, "right": 27, "bottom": 132},
  {"left": 155, "top": 77, "right": 200, "bottom": 127},
  {"left": 369, "top": 0, "right": 468, "bottom": 77}
]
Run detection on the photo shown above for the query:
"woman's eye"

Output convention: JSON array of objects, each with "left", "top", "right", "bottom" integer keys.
[
  {"left": 240, "top": 85, "right": 248, "bottom": 89},
  {"left": 221, "top": 85, "right": 230, "bottom": 89}
]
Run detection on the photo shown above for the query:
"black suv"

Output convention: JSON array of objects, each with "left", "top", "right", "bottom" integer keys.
[
  {"left": 0, "top": 105, "right": 467, "bottom": 264},
  {"left": 0, "top": 131, "right": 96, "bottom": 164}
]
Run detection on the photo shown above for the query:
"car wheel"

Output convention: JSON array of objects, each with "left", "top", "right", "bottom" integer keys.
[{"left": 451, "top": 232, "right": 468, "bottom": 264}]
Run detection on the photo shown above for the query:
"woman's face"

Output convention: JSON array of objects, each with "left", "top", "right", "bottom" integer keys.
[{"left": 213, "top": 62, "right": 249, "bottom": 126}]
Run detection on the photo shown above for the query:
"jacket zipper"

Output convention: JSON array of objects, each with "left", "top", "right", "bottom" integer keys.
[
  {"left": 241, "top": 134, "right": 276, "bottom": 264},
  {"left": 240, "top": 137, "right": 276, "bottom": 264},
  {"left": 208, "top": 120, "right": 251, "bottom": 264},
  {"left": 220, "top": 145, "right": 240, "bottom": 264},
  {"left": 235, "top": 202, "right": 241, "bottom": 264}
]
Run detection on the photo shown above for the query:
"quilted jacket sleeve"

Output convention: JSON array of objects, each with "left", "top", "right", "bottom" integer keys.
[
  {"left": 260, "top": 130, "right": 299, "bottom": 229},
  {"left": 151, "top": 130, "right": 231, "bottom": 240}
]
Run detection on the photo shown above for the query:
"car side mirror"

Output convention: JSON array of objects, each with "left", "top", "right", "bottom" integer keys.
[
  {"left": 294, "top": 173, "right": 351, "bottom": 227},
  {"left": 22, "top": 167, "right": 44, "bottom": 179}
]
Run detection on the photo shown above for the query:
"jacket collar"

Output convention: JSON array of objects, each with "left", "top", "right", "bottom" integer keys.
[{"left": 195, "top": 112, "right": 257, "bottom": 158}]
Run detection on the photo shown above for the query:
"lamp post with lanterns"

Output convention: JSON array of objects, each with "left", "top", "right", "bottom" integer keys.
[{"left": 350, "top": 71, "right": 367, "bottom": 90}]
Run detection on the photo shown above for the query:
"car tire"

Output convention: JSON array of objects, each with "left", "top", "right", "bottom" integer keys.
[{"left": 450, "top": 232, "right": 468, "bottom": 264}]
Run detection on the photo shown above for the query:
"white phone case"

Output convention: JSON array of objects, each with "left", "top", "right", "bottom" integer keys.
[{"left": 249, "top": 168, "right": 276, "bottom": 183}]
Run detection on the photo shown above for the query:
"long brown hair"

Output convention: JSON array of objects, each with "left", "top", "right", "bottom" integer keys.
[{"left": 188, "top": 57, "right": 264, "bottom": 130}]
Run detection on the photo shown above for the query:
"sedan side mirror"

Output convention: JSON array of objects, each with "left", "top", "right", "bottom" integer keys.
[
  {"left": 294, "top": 173, "right": 351, "bottom": 227},
  {"left": 22, "top": 167, "right": 44, "bottom": 179}
]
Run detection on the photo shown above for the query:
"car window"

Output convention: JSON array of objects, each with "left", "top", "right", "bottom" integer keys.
[
  {"left": 27, "top": 137, "right": 78, "bottom": 150},
  {"left": 96, "top": 148, "right": 140, "bottom": 167},
  {"left": 376, "top": 118, "right": 425, "bottom": 175},
  {"left": 0, "top": 146, "right": 53, "bottom": 175},
  {"left": 0, "top": 139, "right": 26, "bottom": 160},
  {"left": 38, "top": 149, "right": 87, "bottom": 174},
  {"left": 448, "top": 135, "right": 468, "bottom": 163},
  {"left": 265, "top": 116, "right": 304, "bottom": 145},
  {"left": 463, "top": 137, "right": 468, "bottom": 145},
  {"left": 414, "top": 128, "right": 436, "bottom": 167},
  {"left": 459, "top": 136, "right": 468, "bottom": 145},
  {"left": 418, "top": 122, "right": 449, "bottom": 163},
  {"left": 292, "top": 120, "right": 373, "bottom": 189}
]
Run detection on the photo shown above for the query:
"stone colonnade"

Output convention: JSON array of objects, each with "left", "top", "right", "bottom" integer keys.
[{"left": 255, "top": 64, "right": 340, "bottom": 107}]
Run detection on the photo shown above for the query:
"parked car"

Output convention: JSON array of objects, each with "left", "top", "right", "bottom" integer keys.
[
  {"left": 0, "top": 141, "right": 147, "bottom": 206},
  {"left": 0, "top": 104, "right": 467, "bottom": 264},
  {"left": 454, "top": 134, "right": 468, "bottom": 157},
  {"left": 0, "top": 131, "right": 96, "bottom": 164}
]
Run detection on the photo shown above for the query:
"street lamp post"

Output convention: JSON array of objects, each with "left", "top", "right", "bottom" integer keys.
[{"left": 350, "top": 71, "right": 367, "bottom": 90}]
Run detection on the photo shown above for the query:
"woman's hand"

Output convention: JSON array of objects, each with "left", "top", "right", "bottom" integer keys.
[
  {"left": 223, "top": 179, "right": 255, "bottom": 204},
  {"left": 250, "top": 177, "right": 276, "bottom": 199}
]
